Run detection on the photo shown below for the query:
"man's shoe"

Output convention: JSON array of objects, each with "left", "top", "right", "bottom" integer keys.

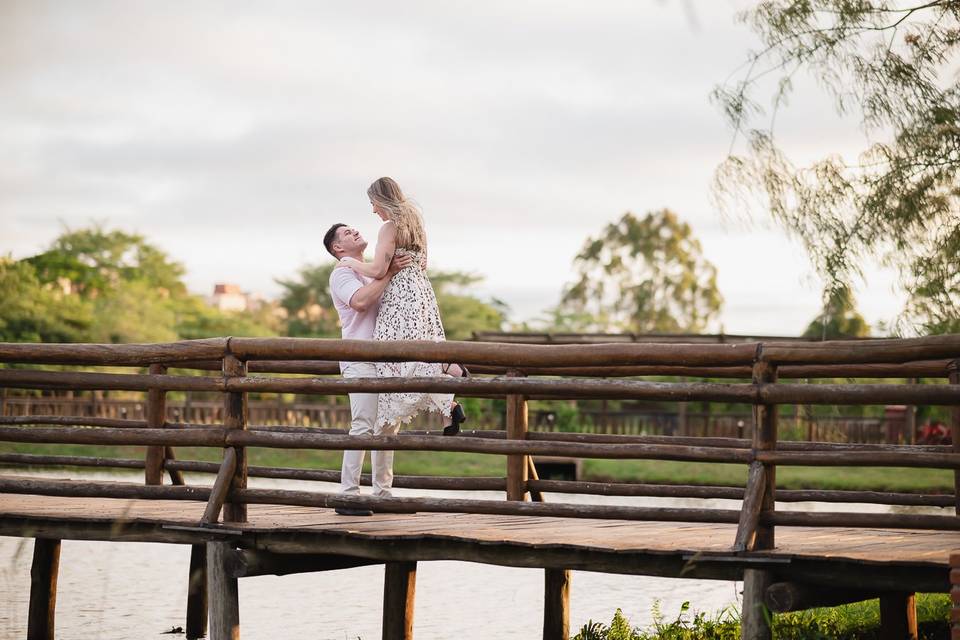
[{"left": 335, "top": 507, "right": 373, "bottom": 516}]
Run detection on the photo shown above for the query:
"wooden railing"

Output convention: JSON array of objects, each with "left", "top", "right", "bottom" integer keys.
[{"left": 1, "top": 335, "right": 960, "bottom": 638}]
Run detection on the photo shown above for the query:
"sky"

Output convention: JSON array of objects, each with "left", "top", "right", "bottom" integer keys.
[{"left": 0, "top": 1, "right": 907, "bottom": 336}]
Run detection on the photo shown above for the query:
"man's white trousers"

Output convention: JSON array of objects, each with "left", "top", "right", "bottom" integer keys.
[{"left": 340, "top": 362, "right": 399, "bottom": 497}]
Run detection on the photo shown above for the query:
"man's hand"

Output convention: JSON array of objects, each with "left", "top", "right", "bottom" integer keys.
[
  {"left": 336, "top": 256, "right": 359, "bottom": 270},
  {"left": 387, "top": 254, "right": 413, "bottom": 277}
]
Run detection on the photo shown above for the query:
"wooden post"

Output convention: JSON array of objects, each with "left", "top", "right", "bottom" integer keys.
[
  {"left": 506, "top": 370, "right": 528, "bottom": 502},
  {"left": 186, "top": 544, "right": 208, "bottom": 640},
  {"left": 878, "top": 592, "right": 917, "bottom": 640},
  {"left": 222, "top": 354, "right": 248, "bottom": 523},
  {"left": 741, "top": 359, "right": 778, "bottom": 640},
  {"left": 527, "top": 457, "right": 545, "bottom": 503},
  {"left": 905, "top": 377, "right": 918, "bottom": 445},
  {"left": 144, "top": 363, "right": 167, "bottom": 485},
  {"left": 733, "top": 461, "right": 767, "bottom": 552},
  {"left": 207, "top": 541, "right": 239, "bottom": 640},
  {"left": 742, "top": 568, "right": 772, "bottom": 640},
  {"left": 949, "top": 362, "right": 960, "bottom": 516},
  {"left": 202, "top": 447, "right": 238, "bottom": 525},
  {"left": 27, "top": 538, "right": 60, "bottom": 640},
  {"left": 543, "top": 568, "right": 570, "bottom": 640},
  {"left": 383, "top": 561, "right": 416, "bottom": 640},
  {"left": 752, "top": 360, "right": 778, "bottom": 549},
  {"left": 0, "top": 386, "right": 7, "bottom": 417},
  {"left": 164, "top": 446, "right": 186, "bottom": 486}
]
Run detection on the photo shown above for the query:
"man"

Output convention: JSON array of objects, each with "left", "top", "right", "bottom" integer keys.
[{"left": 324, "top": 223, "right": 410, "bottom": 516}]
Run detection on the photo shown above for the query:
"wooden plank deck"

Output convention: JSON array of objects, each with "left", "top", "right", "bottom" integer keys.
[{"left": 0, "top": 494, "right": 955, "bottom": 592}]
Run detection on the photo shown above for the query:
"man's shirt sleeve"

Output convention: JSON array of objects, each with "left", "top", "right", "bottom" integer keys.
[{"left": 330, "top": 267, "right": 363, "bottom": 307}]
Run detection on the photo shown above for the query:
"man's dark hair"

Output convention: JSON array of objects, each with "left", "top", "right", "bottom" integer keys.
[{"left": 323, "top": 223, "right": 348, "bottom": 258}]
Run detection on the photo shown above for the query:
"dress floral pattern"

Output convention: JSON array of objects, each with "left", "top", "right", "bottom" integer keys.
[{"left": 374, "top": 247, "right": 454, "bottom": 428}]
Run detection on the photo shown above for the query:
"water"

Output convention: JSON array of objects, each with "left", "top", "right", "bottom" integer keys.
[{"left": 0, "top": 470, "right": 945, "bottom": 639}]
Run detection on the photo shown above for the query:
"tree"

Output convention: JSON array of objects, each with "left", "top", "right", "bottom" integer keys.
[
  {"left": 802, "top": 284, "right": 871, "bottom": 340},
  {"left": 275, "top": 263, "right": 342, "bottom": 337},
  {"left": 557, "top": 210, "right": 723, "bottom": 334},
  {"left": 26, "top": 226, "right": 187, "bottom": 299},
  {"left": 173, "top": 296, "right": 279, "bottom": 340},
  {"left": 0, "top": 257, "right": 92, "bottom": 342},
  {"left": 713, "top": 0, "right": 960, "bottom": 334},
  {"left": 15, "top": 226, "right": 276, "bottom": 343},
  {"left": 430, "top": 271, "right": 507, "bottom": 340}
]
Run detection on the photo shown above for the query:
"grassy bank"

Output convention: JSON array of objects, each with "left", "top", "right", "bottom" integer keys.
[
  {"left": 575, "top": 595, "right": 950, "bottom": 639},
  {"left": 0, "top": 442, "right": 953, "bottom": 493}
]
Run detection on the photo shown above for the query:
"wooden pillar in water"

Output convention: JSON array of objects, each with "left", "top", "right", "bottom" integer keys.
[
  {"left": 186, "top": 544, "right": 208, "bottom": 640},
  {"left": 507, "top": 377, "right": 570, "bottom": 640},
  {"left": 543, "top": 568, "right": 570, "bottom": 640},
  {"left": 878, "top": 592, "right": 917, "bottom": 640},
  {"left": 742, "top": 359, "right": 778, "bottom": 640},
  {"left": 164, "top": 444, "right": 206, "bottom": 640},
  {"left": 206, "top": 352, "right": 247, "bottom": 640},
  {"left": 382, "top": 561, "right": 417, "bottom": 640},
  {"left": 27, "top": 538, "right": 60, "bottom": 640},
  {"left": 144, "top": 363, "right": 167, "bottom": 485},
  {"left": 207, "top": 541, "right": 239, "bottom": 640}
]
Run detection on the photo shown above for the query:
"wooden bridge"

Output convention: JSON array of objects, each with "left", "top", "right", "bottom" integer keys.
[{"left": 2, "top": 335, "right": 960, "bottom": 639}]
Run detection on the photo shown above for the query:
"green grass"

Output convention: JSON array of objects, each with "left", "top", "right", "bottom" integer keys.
[
  {"left": 574, "top": 595, "right": 951, "bottom": 639},
  {"left": 583, "top": 459, "right": 954, "bottom": 493},
  {"left": 1, "top": 443, "right": 954, "bottom": 493}
]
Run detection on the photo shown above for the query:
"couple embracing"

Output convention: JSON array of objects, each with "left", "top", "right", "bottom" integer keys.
[{"left": 324, "top": 176, "right": 468, "bottom": 516}]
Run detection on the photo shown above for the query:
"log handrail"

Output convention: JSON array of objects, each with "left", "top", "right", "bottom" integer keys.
[
  {"left": 1, "top": 333, "right": 959, "bottom": 366},
  {"left": 2, "top": 368, "right": 959, "bottom": 405}
]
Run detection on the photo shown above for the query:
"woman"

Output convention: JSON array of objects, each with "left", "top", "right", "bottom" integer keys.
[{"left": 339, "top": 177, "right": 468, "bottom": 435}]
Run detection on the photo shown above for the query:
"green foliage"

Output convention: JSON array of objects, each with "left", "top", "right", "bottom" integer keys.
[
  {"left": 26, "top": 226, "right": 187, "bottom": 299},
  {"left": 0, "top": 257, "right": 92, "bottom": 342},
  {"left": 713, "top": 0, "right": 960, "bottom": 334},
  {"left": 574, "top": 603, "right": 739, "bottom": 640},
  {"left": 558, "top": 210, "right": 723, "bottom": 334},
  {"left": 275, "top": 262, "right": 341, "bottom": 337},
  {"left": 430, "top": 270, "right": 507, "bottom": 340},
  {"left": 575, "top": 595, "right": 950, "bottom": 639},
  {"left": 5, "top": 226, "right": 276, "bottom": 343},
  {"left": 173, "top": 295, "right": 278, "bottom": 340},
  {"left": 802, "top": 284, "right": 871, "bottom": 340}
]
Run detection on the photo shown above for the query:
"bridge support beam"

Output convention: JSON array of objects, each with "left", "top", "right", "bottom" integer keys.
[
  {"left": 207, "top": 541, "right": 240, "bottom": 640},
  {"left": 878, "top": 592, "right": 917, "bottom": 640},
  {"left": 543, "top": 568, "right": 570, "bottom": 640},
  {"left": 186, "top": 543, "right": 208, "bottom": 640},
  {"left": 27, "top": 537, "right": 60, "bottom": 640},
  {"left": 741, "top": 569, "right": 772, "bottom": 640},
  {"left": 741, "top": 359, "right": 778, "bottom": 640},
  {"left": 383, "top": 561, "right": 416, "bottom": 640}
]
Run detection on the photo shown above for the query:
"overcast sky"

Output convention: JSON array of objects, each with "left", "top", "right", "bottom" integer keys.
[{"left": 0, "top": 1, "right": 906, "bottom": 335}]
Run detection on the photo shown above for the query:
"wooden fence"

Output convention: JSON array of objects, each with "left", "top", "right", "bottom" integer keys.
[
  {"left": 1, "top": 395, "right": 919, "bottom": 444},
  {"left": 1, "top": 335, "right": 960, "bottom": 639}
]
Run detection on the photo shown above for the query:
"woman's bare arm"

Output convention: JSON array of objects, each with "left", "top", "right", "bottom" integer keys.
[{"left": 341, "top": 221, "right": 397, "bottom": 279}]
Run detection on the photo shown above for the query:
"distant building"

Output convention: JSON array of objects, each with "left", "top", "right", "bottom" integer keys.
[{"left": 209, "top": 283, "right": 252, "bottom": 312}]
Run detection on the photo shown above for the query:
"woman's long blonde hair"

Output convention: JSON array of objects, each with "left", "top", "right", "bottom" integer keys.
[{"left": 367, "top": 177, "right": 426, "bottom": 252}]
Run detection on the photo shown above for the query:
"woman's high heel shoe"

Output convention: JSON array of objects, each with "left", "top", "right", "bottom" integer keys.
[
  {"left": 443, "top": 402, "right": 467, "bottom": 436},
  {"left": 442, "top": 363, "right": 470, "bottom": 378}
]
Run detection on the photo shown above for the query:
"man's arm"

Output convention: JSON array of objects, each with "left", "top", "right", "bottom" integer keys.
[{"left": 348, "top": 254, "right": 411, "bottom": 312}]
